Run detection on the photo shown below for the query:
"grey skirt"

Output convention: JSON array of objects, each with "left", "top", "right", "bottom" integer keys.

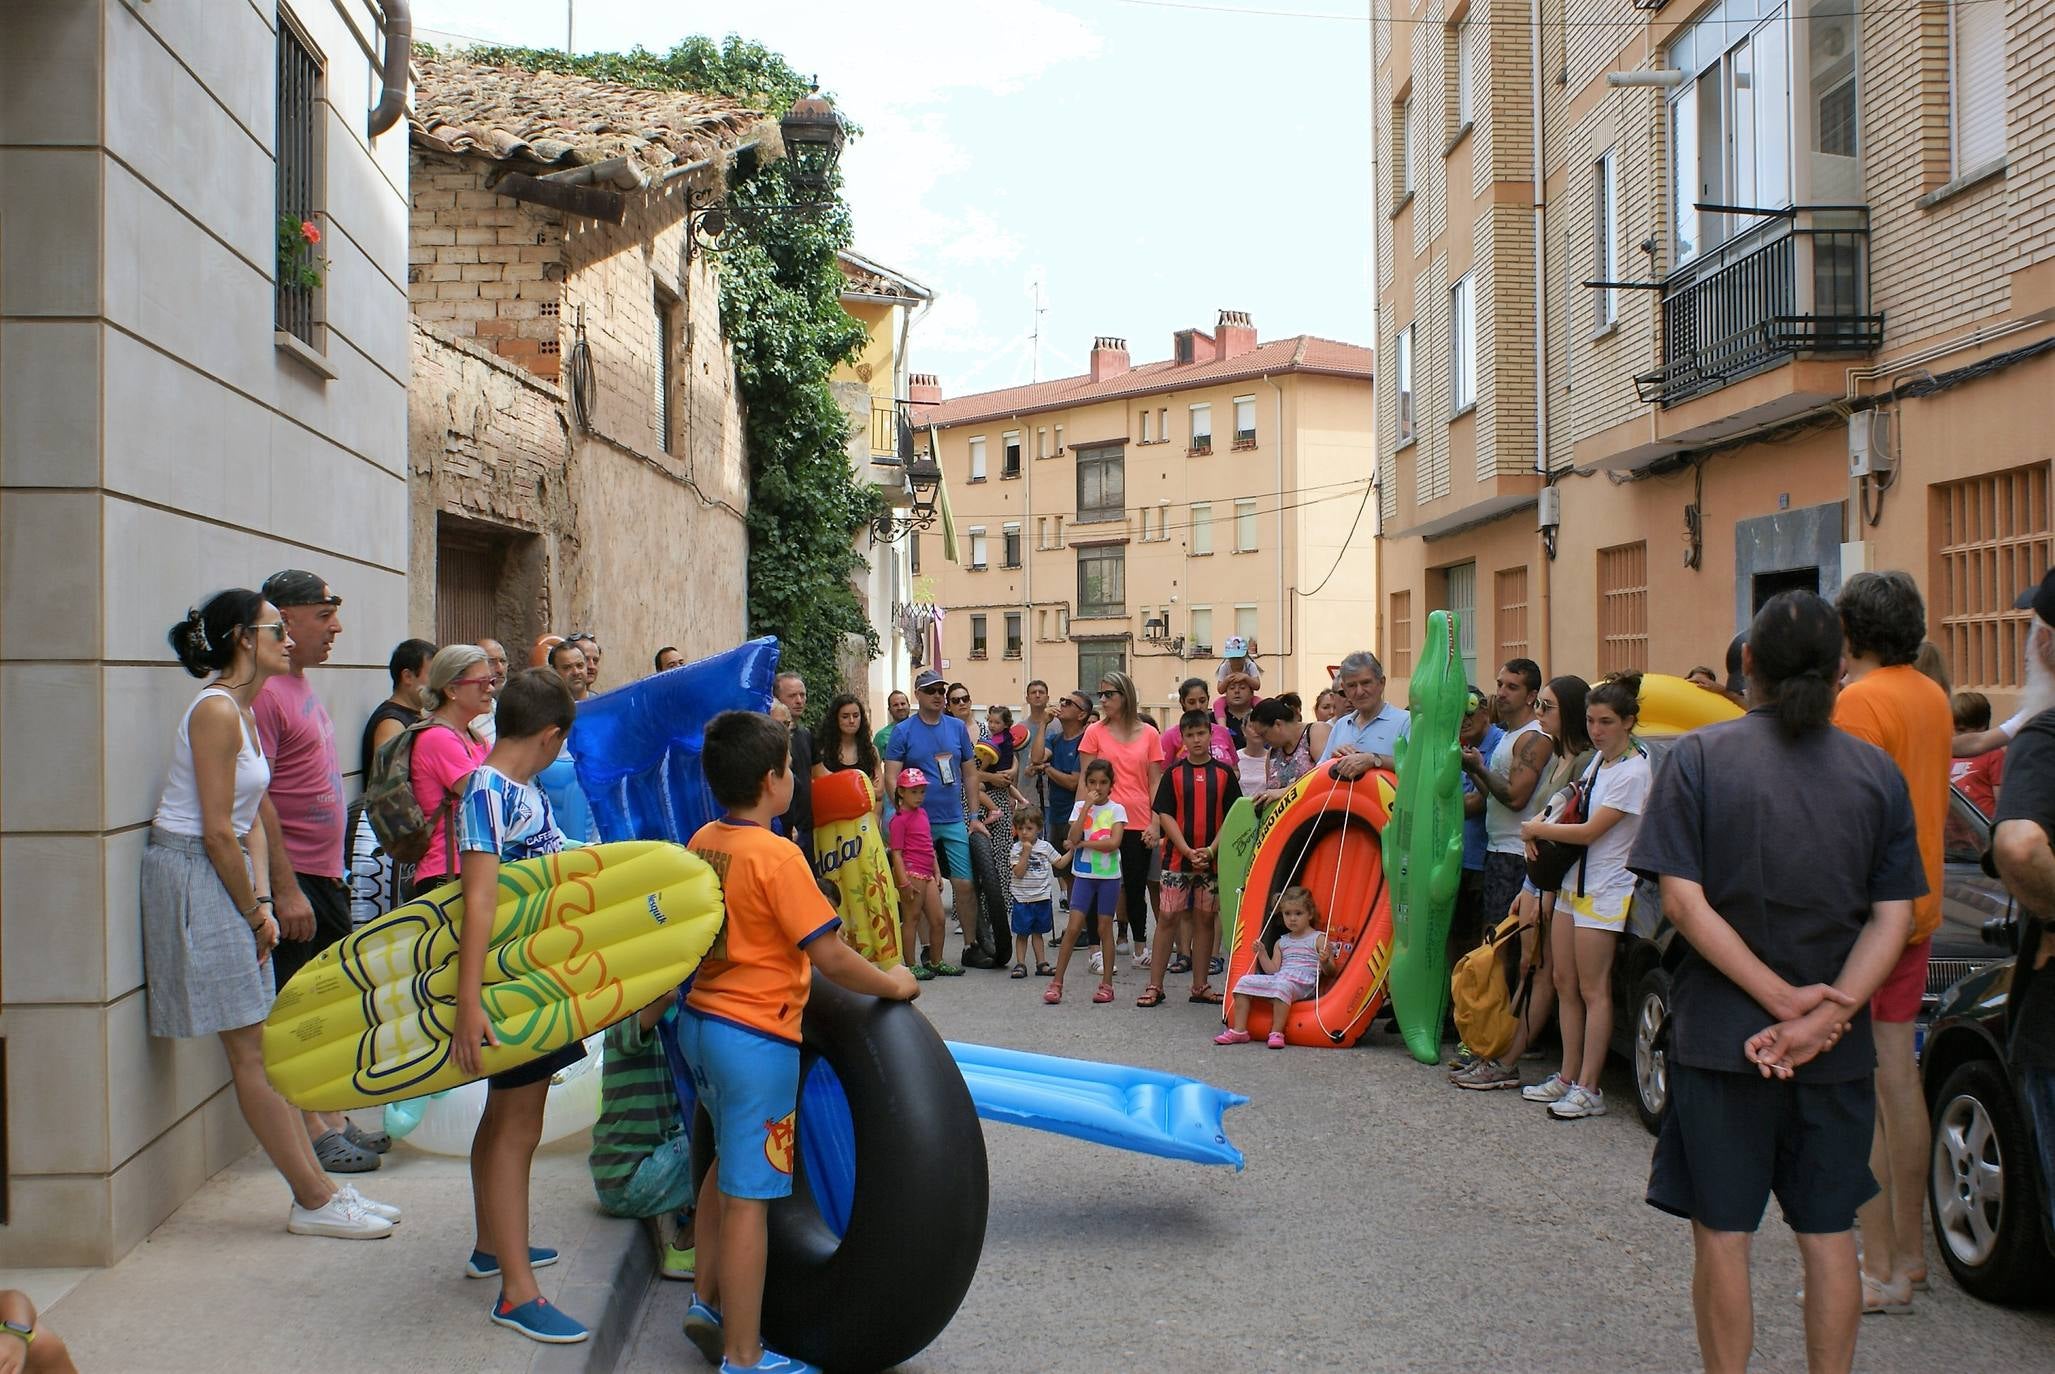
[{"left": 141, "top": 828, "right": 274, "bottom": 1038}]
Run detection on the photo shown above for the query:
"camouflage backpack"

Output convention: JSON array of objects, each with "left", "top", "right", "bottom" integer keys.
[{"left": 364, "top": 718, "right": 473, "bottom": 867}]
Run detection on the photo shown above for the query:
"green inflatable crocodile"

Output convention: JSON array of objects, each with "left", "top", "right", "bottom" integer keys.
[{"left": 1381, "top": 609, "right": 1469, "bottom": 1064}]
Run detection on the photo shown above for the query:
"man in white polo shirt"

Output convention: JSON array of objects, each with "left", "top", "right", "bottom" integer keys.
[{"left": 1322, "top": 649, "right": 1411, "bottom": 779}]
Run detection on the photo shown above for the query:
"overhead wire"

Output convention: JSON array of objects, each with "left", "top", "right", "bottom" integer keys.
[{"left": 1110, "top": 0, "right": 1999, "bottom": 26}]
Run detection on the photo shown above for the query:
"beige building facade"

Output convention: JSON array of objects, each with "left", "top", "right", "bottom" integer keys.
[
  {"left": 0, "top": 0, "right": 412, "bottom": 1263},
  {"left": 922, "top": 315, "right": 1374, "bottom": 715},
  {"left": 1375, "top": 0, "right": 2055, "bottom": 709}
]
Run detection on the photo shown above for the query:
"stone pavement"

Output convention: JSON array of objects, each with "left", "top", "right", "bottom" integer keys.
[
  {"left": 39, "top": 1118, "right": 650, "bottom": 1374},
  {"left": 21, "top": 973, "right": 2055, "bottom": 1373},
  {"left": 625, "top": 973, "right": 2055, "bottom": 1374}
]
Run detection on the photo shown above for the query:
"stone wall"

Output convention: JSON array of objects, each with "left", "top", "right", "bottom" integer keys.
[{"left": 406, "top": 156, "right": 749, "bottom": 682}]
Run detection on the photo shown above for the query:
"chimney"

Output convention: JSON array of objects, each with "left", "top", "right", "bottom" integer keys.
[
  {"left": 1173, "top": 328, "right": 1217, "bottom": 366},
  {"left": 1089, "top": 336, "right": 1130, "bottom": 381},
  {"left": 908, "top": 372, "right": 941, "bottom": 405},
  {"left": 1215, "top": 310, "right": 1256, "bottom": 359}
]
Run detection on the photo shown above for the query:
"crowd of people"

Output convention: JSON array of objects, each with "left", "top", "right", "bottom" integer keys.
[{"left": 142, "top": 558, "right": 2055, "bottom": 1374}]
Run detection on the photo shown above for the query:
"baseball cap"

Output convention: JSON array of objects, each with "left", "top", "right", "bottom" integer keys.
[
  {"left": 2014, "top": 569, "right": 2055, "bottom": 625},
  {"left": 261, "top": 569, "right": 340, "bottom": 608},
  {"left": 914, "top": 669, "right": 947, "bottom": 691},
  {"left": 1723, "top": 632, "right": 1747, "bottom": 695},
  {"left": 898, "top": 767, "right": 930, "bottom": 789},
  {"left": 1223, "top": 635, "right": 1248, "bottom": 657}
]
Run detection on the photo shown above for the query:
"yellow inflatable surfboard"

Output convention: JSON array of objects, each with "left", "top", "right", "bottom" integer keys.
[
  {"left": 264, "top": 840, "right": 723, "bottom": 1111},
  {"left": 1634, "top": 672, "right": 1744, "bottom": 735},
  {"left": 813, "top": 770, "right": 902, "bottom": 969}
]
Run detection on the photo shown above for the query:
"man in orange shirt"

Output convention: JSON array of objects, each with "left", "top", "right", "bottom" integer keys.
[
  {"left": 1831, "top": 571, "right": 1952, "bottom": 1313},
  {"left": 675, "top": 710, "right": 919, "bottom": 1374}
]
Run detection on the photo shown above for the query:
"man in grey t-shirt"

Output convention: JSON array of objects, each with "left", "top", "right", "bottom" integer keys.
[{"left": 1630, "top": 592, "right": 1921, "bottom": 1374}]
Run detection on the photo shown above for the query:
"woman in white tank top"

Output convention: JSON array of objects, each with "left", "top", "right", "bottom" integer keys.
[{"left": 143, "top": 589, "right": 395, "bottom": 1239}]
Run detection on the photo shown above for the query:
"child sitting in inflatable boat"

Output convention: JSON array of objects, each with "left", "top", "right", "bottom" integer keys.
[{"left": 1215, "top": 887, "right": 1333, "bottom": 1049}]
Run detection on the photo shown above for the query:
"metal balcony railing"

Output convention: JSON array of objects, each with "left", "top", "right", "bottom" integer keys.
[
  {"left": 870, "top": 399, "right": 915, "bottom": 462},
  {"left": 1635, "top": 205, "right": 1882, "bottom": 408}
]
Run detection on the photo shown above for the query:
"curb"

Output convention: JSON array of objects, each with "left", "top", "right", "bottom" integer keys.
[{"left": 528, "top": 1211, "right": 656, "bottom": 1374}]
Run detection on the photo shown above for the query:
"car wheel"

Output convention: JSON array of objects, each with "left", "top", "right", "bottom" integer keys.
[
  {"left": 1631, "top": 968, "right": 1671, "bottom": 1136},
  {"left": 1929, "top": 1058, "right": 2046, "bottom": 1306}
]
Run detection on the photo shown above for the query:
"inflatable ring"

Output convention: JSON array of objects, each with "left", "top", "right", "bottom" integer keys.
[
  {"left": 692, "top": 977, "right": 987, "bottom": 1372},
  {"left": 1223, "top": 760, "right": 1396, "bottom": 1047}
]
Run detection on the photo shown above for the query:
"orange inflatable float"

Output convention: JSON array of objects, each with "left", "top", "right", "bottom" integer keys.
[{"left": 1221, "top": 759, "right": 1396, "bottom": 1047}]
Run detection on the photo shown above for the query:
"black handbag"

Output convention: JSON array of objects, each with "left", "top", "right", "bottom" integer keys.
[{"left": 1525, "top": 756, "right": 1600, "bottom": 894}]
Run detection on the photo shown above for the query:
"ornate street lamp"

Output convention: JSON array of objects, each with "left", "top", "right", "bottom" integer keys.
[
  {"left": 779, "top": 86, "right": 846, "bottom": 201},
  {"left": 873, "top": 454, "right": 942, "bottom": 543}
]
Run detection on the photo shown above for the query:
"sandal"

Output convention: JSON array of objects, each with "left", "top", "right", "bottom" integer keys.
[
  {"left": 312, "top": 1129, "right": 381, "bottom": 1174},
  {"left": 1861, "top": 1272, "right": 1914, "bottom": 1316},
  {"left": 1092, "top": 983, "right": 1116, "bottom": 1004},
  {"left": 1136, "top": 985, "right": 1166, "bottom": 1008},
  {"left": 1187, "top": 984, "right": 1223, "bottom": 1004},
  {"left": 1167, "top": 955, "right": 1192, "bottom": 975},
  {"left": 1042, "top": 980, "right": 1064, "bottom": 1005},
  {"left": 1009, "top": 962, "right": 1028, "bottom": 979},
  {"left": 1035, "top": 962, "right": 1055, "bottom": 977}
]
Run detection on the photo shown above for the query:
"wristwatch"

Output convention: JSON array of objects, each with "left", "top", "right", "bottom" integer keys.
[{"left": 1, "top": 1318, "right": 33, "bottom": 1345}]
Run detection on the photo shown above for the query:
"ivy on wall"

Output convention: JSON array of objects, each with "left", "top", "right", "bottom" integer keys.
[{"left": 464, "top": 38, "right": 882, "bottom": 701}]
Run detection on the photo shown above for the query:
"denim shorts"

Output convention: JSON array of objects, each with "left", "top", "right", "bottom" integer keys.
[{"left": 670, "top": 1012, "right": 801, "bottom": 1201}]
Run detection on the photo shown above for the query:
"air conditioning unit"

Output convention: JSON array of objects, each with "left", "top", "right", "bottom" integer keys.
[{"left": 1848, "top": 410, "right": 1895, "bottom": 478}]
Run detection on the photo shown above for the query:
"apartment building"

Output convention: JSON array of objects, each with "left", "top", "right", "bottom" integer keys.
[
  {"left": 1374, "top": 0, "right": 2055, "bottom": 709},
  {"left": 920, "top": 313, "right": 1375, "bottom": 714}
]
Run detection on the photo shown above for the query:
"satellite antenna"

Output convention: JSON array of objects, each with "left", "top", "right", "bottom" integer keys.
[{"left": 1031, "top": 280, "right": 1048, "bottom": 382}]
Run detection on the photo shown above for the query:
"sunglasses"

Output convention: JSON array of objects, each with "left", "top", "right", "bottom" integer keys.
[
  {"left": 247, "top": 621, "right": 288, "bottom": 641},
  {"left": 565, "top": 632, "right": 598, "bottom": 646},
  {"left": 917, "top": 685, "right": 946, "bottom": 695},
  {"left": 1096, "top": 689, "right": 1120, "bottom": 699},
  {"left": 948, "top": 695, "right": 971, "bottom": 705}
]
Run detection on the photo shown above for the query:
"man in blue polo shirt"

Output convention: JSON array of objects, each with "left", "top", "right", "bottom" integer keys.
[
  {"left": 884, "top": 669, "right": 985, "bottom": 962},
  {"left": 1323, "top": 649, "right": 1411, "bottom": 779}
]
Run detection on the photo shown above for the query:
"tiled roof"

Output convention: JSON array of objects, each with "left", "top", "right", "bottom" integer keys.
[
  {"left": 839, "top": 250, "right": 934, "bottom": 302},
  {"left": 926, "top": 336, "right": 1373, "bottom": 427},
  {"left": 409, "top": 49, "right": 767, "bottom": 176}
]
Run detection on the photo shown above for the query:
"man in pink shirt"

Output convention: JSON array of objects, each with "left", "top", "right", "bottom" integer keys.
[{"left": 255, "top": 569, "right": 383, "bottom": 1172}]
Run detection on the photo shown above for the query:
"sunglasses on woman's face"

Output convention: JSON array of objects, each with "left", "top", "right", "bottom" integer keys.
[
  {"left": 948, "top": 695, "right": 970, "bottom": 706},
  {"left": 1096, "top": 689, "right": 1120, "bottom": 699},
  {"left": 247, "top": 622, "right": 288, "bottom": 641}
]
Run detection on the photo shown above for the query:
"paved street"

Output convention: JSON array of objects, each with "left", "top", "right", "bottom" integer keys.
[{"left": 629, "top": 970, "right": 2054, "bottom": 1374}]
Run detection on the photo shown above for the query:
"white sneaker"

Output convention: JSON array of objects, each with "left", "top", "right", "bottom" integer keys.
[
  {"left": 336, "top": 1182, "right": 402, "bottom": 1223},
  {"left": 1549, "top": 1085, "right": 1607, "bottom": 1120},
  {"left": 289, "top": 1192, "right": 395, "bottom": 1239},
  {"left": 1088, "top": 949, "right": 1106, "bottom": 974},
  {"left": 1520, "top": 1073, "right": 1573, "bottom": 1104}
]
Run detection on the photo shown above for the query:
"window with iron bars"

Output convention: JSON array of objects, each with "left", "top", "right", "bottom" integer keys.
[{"left": 274, "top": 12, "right": 323, "bottom": 346}]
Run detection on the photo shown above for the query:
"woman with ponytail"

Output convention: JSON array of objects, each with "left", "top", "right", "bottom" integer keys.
[
  {"left": 145, "top": 591, "right": 395, "bottom": 1238},
  {"left": 1516, "top": 672, "right": 1652, "bottom": 1120}
]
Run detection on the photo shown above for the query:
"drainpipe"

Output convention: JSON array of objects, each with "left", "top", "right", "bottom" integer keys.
[
  {"left": 1264, "top": 374, "right": 1286, "bottom": 676},
  {"left": 367, "top": 0, "right": 411, "bottom": 137},
  {"left": 1530, "top": 0, "right": 1554, "bottom": 668}
]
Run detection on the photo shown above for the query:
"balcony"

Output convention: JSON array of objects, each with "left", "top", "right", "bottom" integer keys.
[
  {"left": 869, "top": 398, "right": 914, "bottom": 463},
  {"left": 1634, "top": 206, "right": 1882, "bottom": 409}
]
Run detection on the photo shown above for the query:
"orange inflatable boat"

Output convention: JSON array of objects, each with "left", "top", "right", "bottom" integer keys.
[{"left": 1221, "top": 760, "right": 1396, "bottom": 1047}]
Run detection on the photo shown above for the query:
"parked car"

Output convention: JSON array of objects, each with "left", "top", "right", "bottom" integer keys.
[
  {"left": 1609, "top": 736, "right": 2011, "bottom": 1134},
  {"left": 1919, "top": 952, "right": 2054, "bottom": 1305}
]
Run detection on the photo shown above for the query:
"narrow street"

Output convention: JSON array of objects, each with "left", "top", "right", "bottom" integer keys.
[{"left": 622, "top": 975, "right": 2055, "bottom": 1373}]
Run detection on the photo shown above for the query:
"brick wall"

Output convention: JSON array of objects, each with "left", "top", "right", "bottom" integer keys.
[
  {"left": 407, "top": 153, "right": 565, "bottom": 378},
  {"left": 407, "top": 155, "right": 751, "bottom": 682}
]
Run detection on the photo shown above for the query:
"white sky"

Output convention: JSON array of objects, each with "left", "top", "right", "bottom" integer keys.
[{"left": 409, "top": 0, "right": 1376, "bottom": 399}]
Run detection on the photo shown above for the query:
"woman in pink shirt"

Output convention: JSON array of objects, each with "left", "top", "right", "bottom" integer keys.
[
  {"left": 1161, "top": 677, "right": 1238, "bottom": 770},
  {"left": 1081, "top": 670, "right": 1162, "bottom": 956},
  {"left": 406, "top": 644, "right": 495, "bottom": 899}
]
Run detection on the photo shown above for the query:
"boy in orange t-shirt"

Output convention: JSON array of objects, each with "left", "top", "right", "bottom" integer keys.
[{"left": 677, "top": 711, "right": 919, "bottom": 1374}]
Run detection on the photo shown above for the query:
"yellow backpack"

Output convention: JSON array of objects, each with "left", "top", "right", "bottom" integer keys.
[{"left": 1450, "top": 913, "right": 1537, "bottom": 1062}]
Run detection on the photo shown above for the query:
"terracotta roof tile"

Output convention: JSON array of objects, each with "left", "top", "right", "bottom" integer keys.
[
  {"left": 838, "top": 250, "right": 933, "bottom": 302},
  {"left": 927, "top": 335, "right": 1373, "bottom": 427},
  {"left": 409, "top": 49, "right": 767, "bottom": 175}
]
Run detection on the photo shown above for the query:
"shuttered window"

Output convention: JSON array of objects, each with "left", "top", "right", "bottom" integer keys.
[
  {"left": 1598, "top": 542, "right": 1650, "bottom": 674},
  {"left": 1389, "top": 591, "right": 1413, "bottom": 679},
  {"left": 1936, "top": 465, "right": 2051, "bottom": 690},
  {"left": 1495, "top": 567, "right": 1529, "bottom": 666},
  {"left": 1953, "top": 0, "right": 2006, "bottom": 173}
]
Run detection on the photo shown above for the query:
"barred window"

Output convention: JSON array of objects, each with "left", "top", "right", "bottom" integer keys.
[
  {"left": 1937, "top": 465, "right": 2052, "bottom": 690},
  {"left": 1598, "top": 542, "right": 1650, "bottom": 674},
  {"left": 1389, "top": 590, "right": 1413, "bottom": 679},
  {"left": 1495, "top": 567, "right": 1529, "bottom": 667},
  {"left": 274, "top": 12, "right": 323, "bottom": 345}
]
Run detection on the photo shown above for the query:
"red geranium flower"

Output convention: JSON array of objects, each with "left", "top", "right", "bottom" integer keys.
[{"left": 299, "top": 219, "right": 321, "bottom": 245}]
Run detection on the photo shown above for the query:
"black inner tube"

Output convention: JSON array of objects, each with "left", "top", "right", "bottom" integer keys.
[{"left": 691, "top": 976, "right": 988, "bottom": 1372}]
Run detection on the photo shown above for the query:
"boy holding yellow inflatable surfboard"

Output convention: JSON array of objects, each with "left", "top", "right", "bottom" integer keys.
[
  {"left": 449, "top": 668, "right": 594, "bottom": 1346},
  {"left": 679, "top": 711, "right": 921, "bottom": 1374}
]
